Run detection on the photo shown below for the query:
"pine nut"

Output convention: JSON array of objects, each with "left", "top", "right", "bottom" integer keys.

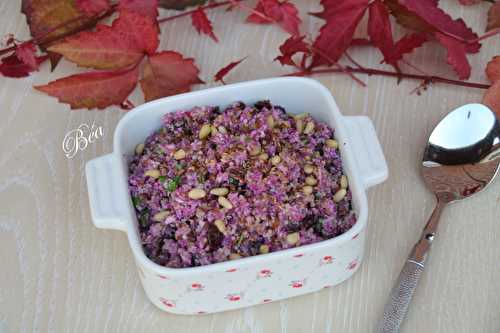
[
  {"left": 293, "top": 113, "right": 308, "bottom": 119},
  {"left": 267, "top": 115, "right": 275, "bottom": 129},
  {"left": 304, "top": 164, "right": 314, "bottom": 174},
  {"left": 173, "top": 149, "right": 186, "bottom": 160},
  {"left": 199, "top": 124, "right": 212, "bottom": 139},
  {"left": 303, "top": 121, "right": 315, "bottom": 134},
  {"left": 144, "top": 169, "right": 160, "bottom": 178},
  {"left": 214, "top": 219, "right": 226, "bottom": 234},
  {"left": 210, "top": 187, "right": 229, "bottom": 196},
  {"left": 218, "top": 126, "right": 227, "bottom": 134},
  {"left": 188, "top": 188, "right": 206, "bottom": 199},
  {"left": 326, "top": 139, "right": 338, "bottom": 148},
  {"left": 340, "top": 175, "right": 348, "bottom": 189},
  {"left": 229, "top": 253, "right": 241, "bottom": 260},
  {"left": 259, "top": 244, "right": 269, "bottom": 254},
  {"left": 296, "top": 119, "right": 304, "bottom": 133},
  {"left": 270, "top": 155, "right": 281, "bottom": 165},
  {"left": 210, "top": 125, "right": 218, "bottom": 136},
  {"left": 218, "top": 196, "right": 233, "bottom": 209},
  {"left": 153, "top": 210, "right": 169, "bottom": 222},
  {"left": 259, "top": 153, "right": 269, "bottom": 161},
  {"left": 250, "top": 145, "right": 261, "bottom": 156},
  {"left": 135, "top": 143, "right": 145, "bottom": 155},
  {"left": 302, "top": 185, "right": 313, "bottom": 195},
  {"left": 286, "top": 232, "right": 300, "bottom": 245},
  {"left": 333, "top": 188, "right": 347, "bottom": 202},
  {"left": 305, "top": 176, "right": 317, "bottom": 186}
]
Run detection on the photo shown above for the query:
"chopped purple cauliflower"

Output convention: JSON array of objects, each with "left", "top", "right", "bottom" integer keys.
[{"left": 128, "top": 101, "right": 356, "bottom": 268}]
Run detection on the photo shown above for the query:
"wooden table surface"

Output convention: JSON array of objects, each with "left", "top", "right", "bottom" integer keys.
[{"left": 1, "top": 1, "right": 499, "bottom": 332}]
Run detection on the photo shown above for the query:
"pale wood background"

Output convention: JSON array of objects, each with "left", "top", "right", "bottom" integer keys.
[{"left": 1, "top": 1, "right": 499, "bottom": 332}]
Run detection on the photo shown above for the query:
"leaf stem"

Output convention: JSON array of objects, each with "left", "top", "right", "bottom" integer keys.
[
  {"left": 285, "top": 67, "right": 491, "bottom": 90},
  {"left": 158, "top": 0, "right": 245, "bottom": 23}
]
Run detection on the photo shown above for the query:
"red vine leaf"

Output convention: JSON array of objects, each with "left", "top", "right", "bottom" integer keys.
[
  {"left": 485, "top": 56, "right": 500, "bottom": 83},
  {"left": 21, "top": 0, "right": 100, "bottom": 46},
  {"left": 214, "top": 57, "right": 247, "bottom": 84},
  {"left": 350, "top": 38, "right": 372, "bottom": 46},
  {"left": 434, "top": 32, "right": 470, "bottom": 80},
  {"left": 482, "top": 80, "right": 500, "bottom": 117},
  {"left": 392, "top": 0, "right": 480, "bottom": 53},
  {"left": 389, "top": 33, "right": 428, "bottom": 64},
  {"left": 486, "top": 2, "right": 500, "bottom": 32},
  {"left": 0, "top": 53, "right": 48, "bottom": 78},
  {"left": 15, "top": 42, "right": 39, "bottom": 70},
  {"left": 35, "top": 66, "right": 140, "bottom": 110},
  {"left": 48, "top": 10, "right": 159, "bottom": 70},
  {"left": 76, "top": 0, "right": 111, "bottom": 16},
  {"left": 118, "top": 0, "right": 159, "bottom": 21},
  {"left": 311, "top": 0, "right": 370, "bottom": 67},
  {"left": 368, "top": 0, "right": 396, "bottom": 67},
  {"left": 140, "top": 51, "right": 204, "bottom": 102},
  {"left": 191, "top": 7, "right": 218, "bottom": 42},
  {"left": 47, "top": 51, "right": 62, "bottom": 71},
  {"left": 274, "top": 35, "right": 309, "bottom": 67},
  {"left": 384, "top": 0, "right": 435, "bottom": 33},
  {"left": 246, "top": 0, "right": 302, "bottom": 37}
]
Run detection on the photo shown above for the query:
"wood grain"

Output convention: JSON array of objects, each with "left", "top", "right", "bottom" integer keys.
[{"left": 1, "top": 1, "right": 499, "bottom": 332}]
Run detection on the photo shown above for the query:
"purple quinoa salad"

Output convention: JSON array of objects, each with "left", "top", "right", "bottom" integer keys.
[{"left": 128, "top": 101, "right": 356, "bottom": 268}]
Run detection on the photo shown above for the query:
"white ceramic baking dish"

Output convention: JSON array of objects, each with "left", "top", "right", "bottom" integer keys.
[{"left": 85, "top": 77, "right": 388, "bottom": 314}]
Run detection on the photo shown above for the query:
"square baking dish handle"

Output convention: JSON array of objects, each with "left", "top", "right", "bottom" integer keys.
[
  {"left": 86, "top": 154, "right": 128, "bottom": 232},
  {"left": 343, "top": 116, "right": 388, "bottom": 189}
]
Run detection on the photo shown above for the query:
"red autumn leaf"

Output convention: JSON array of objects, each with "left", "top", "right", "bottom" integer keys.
[
  {"left": 47, "top": 51, "right": 62, "bottom": 72},
  {"left": 246, "top": 1, "right": 272, "bottom": 23},
  {"left": 482, "top": 80, "right": 500, "bottom": 118},
  {"left": 48, "top": 10, "right": 159, "bottom": 70},
  {"left": 140, "top": 51, "right": 204, "bottom": 101},
  {"left": 486, "top": 2, "right": 500, "bottom": 32},
  {"left": 383, "top": 0, "right": 435, "bottom": 34},
  {"left": 395, "top": 0, "right": 480, "bottom": 53},
  {"left": 118, "top": 0, "right": 159, "bottom": 21},
  {"left": 350, "top": 38, "right": 372, "bottom": 46},
  {"left": 15, "top": 42, "right": 38, "bottom": 70},
  {"left": 485, "top": 56, "right": 500, "bottom": 83},
  {"left": 246, "top": 0, "right": 302, "bottom": 37},
  {"left": 191, "top": 7, "right": 218, "bottom": 42},
  {"left": 434, "top": 32, "right": 471, "bottom": 80},
  {"left": 214, "top": 57, "right": 247, "bottom": 84},
  {"left": 21, "top": 0, "right": 100, "bottom": 47},
  {"left": 311, "top": 0, "right": 370, "bottom": 67},
  {"left": 388, "top": 33, "right": 428, "bottom": 64},
  {"left": 274, "top": 35, "right": 309, "bottom": 66},
  {"left": 0, "top": 53, "right": 47, "bottom": 78},
  {"left": 76, "top": 0, "right": 111, "bottom": 16},
  {"left": 35, "top": 66, "right": 139, "bottom": 109},
  {"left": 368, "top": 0, "right": 396, "bottom": 67}
]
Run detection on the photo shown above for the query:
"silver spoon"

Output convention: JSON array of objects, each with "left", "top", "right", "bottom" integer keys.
[{"left": 377, "top": 103, "right": 500, "bottom": 333}]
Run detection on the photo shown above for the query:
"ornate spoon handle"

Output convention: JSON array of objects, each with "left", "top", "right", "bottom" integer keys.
[{"left": 376, "top": 197, "right": 448, "bottom": 333}]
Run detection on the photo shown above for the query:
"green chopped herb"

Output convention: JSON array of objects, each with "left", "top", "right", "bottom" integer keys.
[
  {"left": 236, "top": 234, "right": 244, "bottom": 246},
  {"left": 175, "top": 162, "right": 185, "bottom": 171},
  {"left": 138, "top": 210, "right": 149, "bottom": 226},
  {"left": 158, "top": 175, "right": 167, "bottom": 183},
  {"left": 164, "top": 176, "right": 181, "bottom": 192},
  {"left": 197, "top": 173, "right": 205, "bottom": 183},
  {"left": 132, "top": 196, "right": 141, "bottom": 208},
  {"left": 229, "top": 177, "right": 239, "bottom": 186}
]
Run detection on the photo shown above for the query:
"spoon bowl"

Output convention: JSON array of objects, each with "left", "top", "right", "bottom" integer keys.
[
  {"left": 422, "top": 103, "right": 500, "bottom": 202},
  {"left": 378, "top": 104, "right": 499, "bottom": 333}
]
